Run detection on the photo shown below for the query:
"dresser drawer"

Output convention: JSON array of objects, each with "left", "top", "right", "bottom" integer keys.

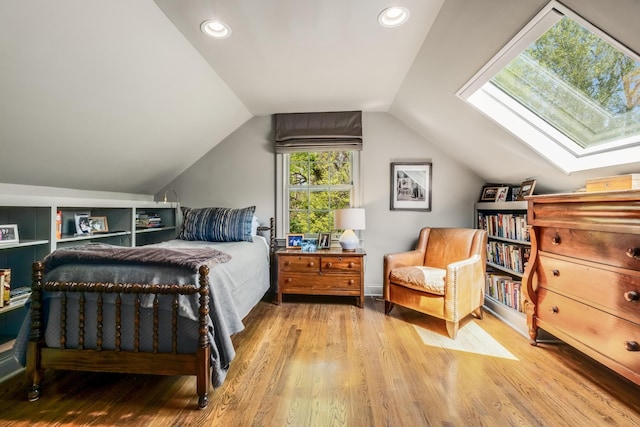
[
  {"left": 321, "top": 256, "right": 361, "bottom": 273},
  {"left": 278, "top": 255, "right": 320, "bottom": 273},
  {"left": 538, "top": 227, "right": 640, "bottom": 270},
  {"left": 537, "top": 254, "right": 640, "bottom": 324},
  {"left": 279, "top": 272, "right": 360, "bottom": 293},
  {"left": 537, "top": 288, "right": 640, "bottom": 374}
]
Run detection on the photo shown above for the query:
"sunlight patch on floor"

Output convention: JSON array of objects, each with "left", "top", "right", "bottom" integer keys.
[{"left": 413, "top": 321, "right": 518, "bottom": 360}]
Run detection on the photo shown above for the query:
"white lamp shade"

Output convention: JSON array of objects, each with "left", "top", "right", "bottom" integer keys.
[
  {"left": 334, "top": 208, "right": 365, "bottom": 251},
  {"left": 333, "top": 208, "right": 366, "bottom": 231}
]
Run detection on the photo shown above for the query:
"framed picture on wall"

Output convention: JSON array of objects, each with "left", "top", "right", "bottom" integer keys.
[{"left": 390, "top": 162, "right": 432, "bottom": 211}]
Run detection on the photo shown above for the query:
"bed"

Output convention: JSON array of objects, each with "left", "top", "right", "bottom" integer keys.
[{"left": 20, "top": 207, "right": 275, "bottom": 409}]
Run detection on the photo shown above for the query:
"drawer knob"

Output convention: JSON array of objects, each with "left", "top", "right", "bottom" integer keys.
[
  {"left": 348, "top": 279, "right": 354, "bottom": 285},
  {"left": 284, "top": 261, "right": 290, "bottom": 267},
  {"left": 285, "top": 278, "right": 291, "bottom": 283},
  {"left": 326, "top": 262, "right": 332, "bottom": 268},
  {"left": 552, "top": 269, "right": 560, "bottom": 277},
  {"left": 551, "top": 306, "right": 559, "bottom": 314},
  {"left": 624, "top": 291, "right": 639, "bottom": 302},
  {"left": 624, "top": 341, "right": 640, "bottom": 352},
  {"left": 348, "top": 262, "right": 354, "bottom": 268},
  {"left": 626, "top": 247, "right": 640, "bottom": 260},
  {"left": 308, "top": 261, "right": 315, "bottom": 267},
  {"left": 551, "top": 233, "right": 561, "bottom": 245}
]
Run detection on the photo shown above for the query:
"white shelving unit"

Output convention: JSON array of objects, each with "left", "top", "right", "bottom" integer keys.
[
  {"left": 475, "top": 200, "right": 530, "bottom": 337},
  {"left": 0, "top": 195, "right": 178, "bottom": 381}
]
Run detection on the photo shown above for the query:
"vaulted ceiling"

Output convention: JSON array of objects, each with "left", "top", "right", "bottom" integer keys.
[{"left": 2, "top": 0, "right": 640, "bottom": 195}]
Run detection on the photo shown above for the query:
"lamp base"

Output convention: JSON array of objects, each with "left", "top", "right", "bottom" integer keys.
[{"left": 338, "top": 229, "right": 359, "bottom": 251}]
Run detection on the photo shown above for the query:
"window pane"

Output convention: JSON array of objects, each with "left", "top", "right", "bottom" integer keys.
[
  {"left": 309, "top": 211, "right": 332, "bottom": 233},
  {"left": 289, "top": 211, "right": 309, "bottom": 234},
  {"left": 289, "top": 162, "right": 308, "bottom": 185},
  {"left": 491, "top": 16, "right": 640, "bottom": 149},
  {"left": 289, "top": 190, "right": 309, "bottom": 210}
]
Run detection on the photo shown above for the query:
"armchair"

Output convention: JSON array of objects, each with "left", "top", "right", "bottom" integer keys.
[{"left": 383, "top": 227, "right": 488, "bottom": 339}]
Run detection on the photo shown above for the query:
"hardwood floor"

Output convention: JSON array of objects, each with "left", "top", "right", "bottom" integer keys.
[{"left": 0, "top": 296, "right": 638, "bottom": 426}]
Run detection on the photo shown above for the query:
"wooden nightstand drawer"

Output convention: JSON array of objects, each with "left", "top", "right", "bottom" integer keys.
[
  {"left": 279, "top": 255, "right": 320, "bottom": 273},
  {"left": 321, "top": 256, "right": 361, "bottom": 273},
  {"left": 276, "top": 248, "right": 365, "bottom": 307}
]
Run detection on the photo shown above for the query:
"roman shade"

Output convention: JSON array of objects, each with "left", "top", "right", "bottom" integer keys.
[{"left": 274, "top": 111, "right": 362, "bottom": 153}]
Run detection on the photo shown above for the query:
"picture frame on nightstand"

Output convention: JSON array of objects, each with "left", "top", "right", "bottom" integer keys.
[{"left": 286, "top": 233, "right": 304, "bottom": 249}]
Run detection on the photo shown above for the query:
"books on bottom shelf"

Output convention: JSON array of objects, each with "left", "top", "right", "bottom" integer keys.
[{"left": 485, "top": 272, "right": 524, "bottom": 313}]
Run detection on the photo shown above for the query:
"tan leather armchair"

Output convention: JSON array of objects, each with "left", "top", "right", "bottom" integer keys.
[{"left": 383, "top": 227, "right": 488, "bottom": 339}]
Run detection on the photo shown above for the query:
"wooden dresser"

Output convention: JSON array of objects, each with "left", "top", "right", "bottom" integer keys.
[
  {"left": 522, "top": 190, "right": 640, "bottom": 386},
  {"left": 277, "top": 248, "right": 365, "bottom": 307}
]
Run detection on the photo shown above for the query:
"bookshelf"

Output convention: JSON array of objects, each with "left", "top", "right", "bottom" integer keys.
[
  {"left": 0, "top": 196, "right": 178, "bottom": 381},
  {"left": 475, "top": 200, "right": 529, "bottom": 337}
]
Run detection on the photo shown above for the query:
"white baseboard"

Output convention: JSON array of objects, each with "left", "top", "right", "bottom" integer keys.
[{"left": 365, "top": 284, "right": 383, "bottom": 297}]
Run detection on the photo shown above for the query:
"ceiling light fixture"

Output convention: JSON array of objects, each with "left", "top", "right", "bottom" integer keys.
[
  {"left": 200, "top": 20, "right": 232, "bottom": 39},
  {"left": 378, "top": 6, "right": 410, "bottom": 28}
]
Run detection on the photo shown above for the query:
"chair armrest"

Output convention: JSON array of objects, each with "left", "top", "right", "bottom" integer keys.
[{"left": 443, "top": 254, "right": 485, "bottom": 321}]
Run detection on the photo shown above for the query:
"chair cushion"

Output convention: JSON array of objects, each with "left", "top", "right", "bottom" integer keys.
[{"left": 389, "top": 266, "right": 446, "bottom": 295}]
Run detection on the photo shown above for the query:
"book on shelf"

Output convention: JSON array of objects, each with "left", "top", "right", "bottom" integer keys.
[
  {"left": 485, "top": 271, "right": 524, "bottom": 313},
  {"left": 136, "top": 212, "right": 162, "bottom": 228},
  {"left": 0, "top": 269, "right": 10, "bottom": 307}
]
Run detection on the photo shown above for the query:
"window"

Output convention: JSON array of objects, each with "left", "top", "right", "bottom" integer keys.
[
  {"left": 458, "top": 1, "right": 640, "bottom": 173},
  {"left": 276, "top": 151, "right": 361, "bottom": 237}
]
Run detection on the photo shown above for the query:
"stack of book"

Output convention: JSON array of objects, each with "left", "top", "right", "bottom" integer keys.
[
  {"left": 9, "top": 286, "right": 31, "bottom": 305},
  {"left": 136, "top": 212, "right": 162, "bottom": 228}
]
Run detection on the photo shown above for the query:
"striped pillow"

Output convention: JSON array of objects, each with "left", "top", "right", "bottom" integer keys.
[{"left": 179, "top": 206, "right": 256, "bottom": 242}]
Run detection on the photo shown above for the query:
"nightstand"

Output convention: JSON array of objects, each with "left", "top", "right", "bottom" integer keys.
[{"left": 276, "top": 248, "right": 365, "bottom": 307}]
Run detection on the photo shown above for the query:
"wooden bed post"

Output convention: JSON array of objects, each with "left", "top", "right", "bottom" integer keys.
[
  {"left": 196, "top": 264, "right": 210, "bottom": 409},
  {"left": 27, "top": 261, "right": 45, "bottom": 401}
]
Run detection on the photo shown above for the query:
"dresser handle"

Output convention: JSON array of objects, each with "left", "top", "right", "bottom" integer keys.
[
  {"left": 285, "top": 278, "right": 291, "bottom": 283},
  {"left": 551, "top": 233, "right": 561, "bottom": 245},
  {"left": 326, "top": 262, "right": 332, "bottom": 268},
  {"left": 284, "top": 261, "right": 290, "bottom": 267},
  {"left": 551, "top": 306, "right": 559, "bottom": 314},
  {"left": 624, "top": 291, "right": 639, "bottom": 302},
  {"left": 308, "top": 261, "right": 315, "bottom": 267},
  {"left": 348, "top": 279, "right": 355, "bottom": 285},
  {"left": 625, "top": 341, "right": 640, "bottom": 352},
  {"left": 552, "top": 269, "right": 560, "bottom": 277},
  {"left": 348, "top": 262, "right": 354, "bottom": 268},
  {"left": 626, "top": 248, "right": 640, "bottom": 259}
]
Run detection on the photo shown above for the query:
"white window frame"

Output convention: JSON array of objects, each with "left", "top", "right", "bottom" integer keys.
[
  {"left": 457, "top": 0, "right": 640, "bottom": 173},
  {"left": 276, "top": 151, "right": 362, "bottom": 240}
]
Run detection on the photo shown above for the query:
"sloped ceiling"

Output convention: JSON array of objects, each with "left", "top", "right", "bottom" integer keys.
[{"left": 2, "top": 0, "right": 640, "bottom": 195}]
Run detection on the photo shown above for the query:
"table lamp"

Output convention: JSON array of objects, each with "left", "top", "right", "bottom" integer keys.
[{"left": 333, "top": 208, "right": 365, "bottom": 252}]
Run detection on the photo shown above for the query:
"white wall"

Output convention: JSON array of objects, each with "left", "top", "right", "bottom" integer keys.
[{"left": 160, "top": 112, "right": 483, "bottom": 295}]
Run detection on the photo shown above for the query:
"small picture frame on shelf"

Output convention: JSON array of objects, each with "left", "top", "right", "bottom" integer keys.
[
  {"left": 517, "top": 179, "right": 536, "bottom": 200},
  {"left": 75, "top": 213, "right": 91, "bottom": 235},
  {"left": 286, "top": 233, "right": 304, "bottom": 249},
  {"left": 89, "top": 216, "right": 109, "bottom": 233},
  {"left": 0, "top": 224, "right": 19, "bottom": 245},
  {"left": 317, "top": 232, "right": 331, "bottom": 249},
  {"left": 511, "top": 186, "right": 521, "bottom": 201},
  {"left": 496, "top": 186, "right": 510, "bottom": 202},
  {"left": 480, "top": 186, "right": 499, "bottom": 202}
]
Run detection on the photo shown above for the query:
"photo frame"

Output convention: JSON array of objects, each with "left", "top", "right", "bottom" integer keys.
[
  {"left": 511, "top": 186, "right": 521, "bottom": 201},
  {"left": 518, "top": 179, "right": 537, "bottom": 200},
  {"left": 286, "top": 233, "right": 304, "bottom": 249},
  {"left": 301, "top": 239, "right": 317, "bottom": 253},
  {"left": 317, "top": 232, "right": 331, "bottom": 249},
  {"left": 496, "top": 186, "right": 510, "bottom": 202},
  {"left": 89, "top": 216, "right": 109, "bottom": 233},
  {"left": 74, "top": 213, "right": 91, "bottom": 235},
  {"left": 390, "top": 162, "right": 432, "bottom": 211},
  {"left": 0, "top": 224, "right": 19, "bottom": 245},
  {"left": 480, "top": 186, "right": 499, "bottom": 202}
]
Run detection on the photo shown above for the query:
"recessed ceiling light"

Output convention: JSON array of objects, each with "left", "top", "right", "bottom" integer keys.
[
  {"left": 200, "top": 20, "right": 232, "bottom": 39},
  {"left": 378, "top": 6, "right": 410, "bottom": 28}
]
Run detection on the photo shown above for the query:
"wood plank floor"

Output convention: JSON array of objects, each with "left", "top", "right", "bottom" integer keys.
[{"left": 0, "top": 296, "right": 638, "bottom": 426}]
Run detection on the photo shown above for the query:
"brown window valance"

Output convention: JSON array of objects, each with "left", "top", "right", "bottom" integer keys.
[{"left": 274, "top": 111, "right": 362, "bottom": 153}]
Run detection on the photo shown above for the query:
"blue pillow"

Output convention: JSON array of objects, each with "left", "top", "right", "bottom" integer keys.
[{"left": 179, "top": 206, "right": 256, "bottom": 242}]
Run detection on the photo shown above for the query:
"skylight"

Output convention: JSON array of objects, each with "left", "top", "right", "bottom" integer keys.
[{"left": 458, "top": 1, "right": 640, "bottom": 173}]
